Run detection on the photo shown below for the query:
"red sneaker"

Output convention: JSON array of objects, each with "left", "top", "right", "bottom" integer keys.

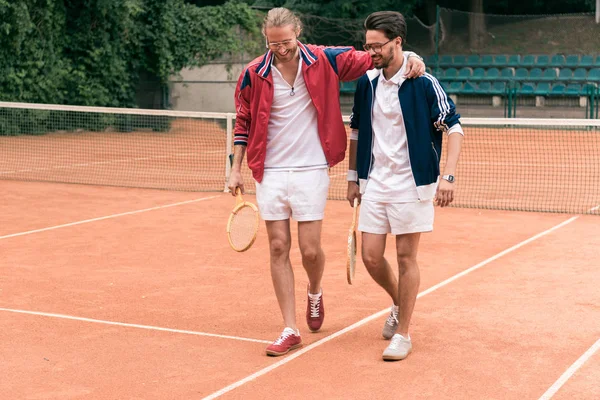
[
  {"left": 306, "top": 287, "right": 324, "bottom": 332},
  {"left": 265, "top": 328, "right": 302, "bottom": 356}
]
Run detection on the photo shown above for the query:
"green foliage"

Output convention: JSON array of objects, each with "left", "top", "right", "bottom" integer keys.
[{"left": 0, "top": 0, "right": 259, "bottom": 109}]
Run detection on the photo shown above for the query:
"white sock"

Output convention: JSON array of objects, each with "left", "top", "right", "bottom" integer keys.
[
  {"left": 283, "top": 327, "right": 299, "bottom": 336},
  {"left": 392, "top": 304, "right": 399, "bottom": 313},
  {"left": 308, "top": 289, "right": 322, "bottom": 299}
]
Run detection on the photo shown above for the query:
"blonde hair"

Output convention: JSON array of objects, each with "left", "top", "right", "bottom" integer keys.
[{"left": 262, "top": 7, "right": 302, "bottom": 37}]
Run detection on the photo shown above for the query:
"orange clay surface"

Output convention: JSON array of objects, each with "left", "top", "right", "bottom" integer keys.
[{"left": 1, "top": 180, "right": 599, "bottom": 399}]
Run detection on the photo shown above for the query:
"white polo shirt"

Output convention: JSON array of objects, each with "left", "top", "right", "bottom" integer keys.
[
  {"left": 362, "top": 55, "right": 419, "bottom": 203},
  {"left": 264, "top": 58, "right": 327, "bottom": 170}
]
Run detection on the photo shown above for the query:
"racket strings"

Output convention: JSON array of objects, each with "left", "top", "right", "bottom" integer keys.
[{"left": 229, "top": 205, "right": 258, "bottom": 250}]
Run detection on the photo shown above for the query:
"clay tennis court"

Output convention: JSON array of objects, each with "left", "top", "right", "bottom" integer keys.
[{"left": 1, "top": 106, "right": 599, "bottom": 398}]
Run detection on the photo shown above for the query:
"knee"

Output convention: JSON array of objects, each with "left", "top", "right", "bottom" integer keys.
[
  {"left": 396, "top": 254, "right": 417, "bottom": 275},
  {"left": 362, "top": 252, "right": 383, "bottom": 273},
  {"left": 269, "top": 238, "right": 290, "bottom": 258},
  {"left": 301, "top": 246, "right": 320, "bottom": 265}
]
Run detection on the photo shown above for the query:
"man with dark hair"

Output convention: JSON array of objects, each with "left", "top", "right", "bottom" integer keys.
[{"left": 347, "top": 11, "right": 464, "bottom": 361}]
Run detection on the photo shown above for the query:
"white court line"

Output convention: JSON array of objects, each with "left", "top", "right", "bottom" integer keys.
[
  {"left": 0, "top": 308, "right": 271, "bottom": 344},
  {"left": 538, "top": 338, "right": 600, "bottom": 400},
  {"left": 0, "top": 195, "right": 220, "bottom": 240},
  {"left": 202, "top": 215, "right": 581, "bottom": 400}
]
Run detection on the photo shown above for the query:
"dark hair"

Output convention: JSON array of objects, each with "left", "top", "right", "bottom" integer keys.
[{"left": 364, "top": 11, "right": 407, "bottom": 42}]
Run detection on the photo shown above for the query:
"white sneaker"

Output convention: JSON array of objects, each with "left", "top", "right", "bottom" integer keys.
[
  {"left": 382, "top": 333, "right": 412, "bottom": 361},
  {"left": 382, "top": 305, "right": 399, "bottom": 340}
]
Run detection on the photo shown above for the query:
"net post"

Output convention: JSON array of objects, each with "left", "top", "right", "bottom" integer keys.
[{"left": 225, "top": 113, "right": 234, "bottom": 193}]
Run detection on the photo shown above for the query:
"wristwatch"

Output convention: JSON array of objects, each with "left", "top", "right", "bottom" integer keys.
[{"left": 442, "top": 174, "right": 455, "bottom": 183}]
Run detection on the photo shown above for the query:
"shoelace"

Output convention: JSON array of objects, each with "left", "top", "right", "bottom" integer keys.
[
  {"left": 386, "top": 310, "right": 399, "bottom": 327},
  {"left": 309, "top": 296, "right": 321, "bottom": 318},
  {"left": 388, "top": 335, "right": 407, "bottom": 350},
  {"left": 274, "top": 331, "right": 292, "bottom": 345}
]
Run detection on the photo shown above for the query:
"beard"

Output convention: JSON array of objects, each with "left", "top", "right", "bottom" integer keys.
[
  {"left": 372, "top": 47, "right": 395, "bottom": 70},
  {"left": 273, "top": 45, "right": 298, "bottom": 63}
]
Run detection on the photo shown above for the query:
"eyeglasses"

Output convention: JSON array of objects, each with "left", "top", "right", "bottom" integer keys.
[
  {"left": 266, "top": 39, "right": 296, "bottom": 50},
  {"left": 363, "top": 38, "right": 396, "bottom": 54}
]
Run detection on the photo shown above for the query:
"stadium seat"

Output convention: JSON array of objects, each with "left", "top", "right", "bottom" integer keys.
[
  {"left": 507, "top": 55, "right": 521, "bottom": 67},
  {"left": 534, "top": 82, "right": 551, "bottom": 96},
  {"left": 466, "top": 55, "right": 480, "bottom": 66},
  {"left": 565, "top": 55, "right": 580, "bottom": 67},
  {"left": 536, "top": 55, "right": 550, "bottom": 67},
  {"left": 486, "top": 68, "right": 500, "bottom": 80},
  {"left": 580, "top": 55, "right": 594, "bottom": 67},
  {"left": 445, "top": 81, "right": 463, "bottom": 94},
  {"left": 339, "top": 81, "right": 357, "bottom": 93},
  {"left": 444, "top": 67, "right": 459, "bottom": 79},
  {"left": 529, "top": 68, "right": 543, "bottom": 80},
  {"left": 491, "top": 81, "right": 507, "bottom": 95},
  {"left": 501, "top": 67, "right": 515, "bottom": 79},
  {"left": 565, "top": 84, "right": 581, "bottom": 96},
  {"left": 458, "top": 67, "right": 472, "bottom": 79},
  {"left": 493, "top": 55, "right": 508, "bottom": 67},
  {"left": 475, "top": 81, "right": 492, "bottom": 94},
  {"left": 461, "top": 81, "right": 476, "bottom": 94},
  {"left": 558, "top": 68, "right": 573, "bottom": 81},
  {"left": 453, "top": 55, "right": 467, "bottom": 66},
  {"left": 550, "top": 55, "right": 565, "bottom": 67},
  {"left": 479, "top": 55, "right": 494, "bottom": 67},
  {"left": 521, "top": 55, "right": 536, "bottom": 67},
  {"left": 540, "top": 68, "right": 558, "bottom": 81},
  {"left": 595, "top": 55, "right": 600, "bottom": 67},
  {"left": 581, "top": 83, "right": 598, "bottom": 96},
  {"left": 588, "top": 68, "right": 600, "bottom": 82},
  {"left": 550, "top": 83, "right": 566, "bottom": 95},
  {"left": 515, "top": 68, "right": 529, "bottom": 80},
  {"left": 472, "top": 68, "right": 486, "bottom": 81},
  {"left": 439, "top": 55, "right": 453, "bottom": 67},
  {"left": 573, "top": 68, "right": 588, "bottom": 82},
  {"left": 518, "top": 82, "right": 535, "bottom": 95}
]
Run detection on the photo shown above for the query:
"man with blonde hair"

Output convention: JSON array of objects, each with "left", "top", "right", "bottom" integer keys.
[{"left": 228, "top": 7, "right": 426, "bottom": 356}]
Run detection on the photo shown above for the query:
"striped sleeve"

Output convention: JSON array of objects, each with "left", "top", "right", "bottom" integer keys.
[
  {"left": 423, "top": 73, "right": 461, "bottom": 134},
  {"left": 233, "top": 68, "right": 252, "bottom": 146}
]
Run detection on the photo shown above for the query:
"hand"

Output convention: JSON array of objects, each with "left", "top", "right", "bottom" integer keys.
[
  {"left": 227, "top": 170, "right": 244, "bottom": 196},
  {"left": 404, "top": 55, "right": 425, "bottom": 79},
  {"left": 347, "top": 182, "right": 361, "bottom": 207},
  {"left": 434, "top": 179, "right": 454, "bottom": 207}
]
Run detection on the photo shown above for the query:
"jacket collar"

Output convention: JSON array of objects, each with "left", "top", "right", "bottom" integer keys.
[{"left": 255, "top": 41, "right": 317, "bottom": 79}]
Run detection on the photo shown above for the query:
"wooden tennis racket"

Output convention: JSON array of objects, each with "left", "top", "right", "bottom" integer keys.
[
  {"left": 346, "top": 197, "right": 359, "bottom": 284},
  {"left": 227, "top": 187, "right": 259, "bottom": 252}
]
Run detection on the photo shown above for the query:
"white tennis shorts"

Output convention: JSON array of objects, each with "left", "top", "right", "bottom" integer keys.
[
  {"left": 255, "top": 168, "right": 329, "bottom": 221},
  {"left": 358, "top": 200, "right": 434, "bottom": 235}
]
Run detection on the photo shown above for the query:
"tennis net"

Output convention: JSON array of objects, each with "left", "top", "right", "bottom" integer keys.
[{"left": 1, "top": 101, "right": 598, "bottom": 215}]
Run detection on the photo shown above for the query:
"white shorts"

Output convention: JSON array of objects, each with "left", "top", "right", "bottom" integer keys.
[
  {"left": 255, "top": 168, "right": 329, "bottom": 221},
  {"left": 358, "top": 200, "right": 434, "bottom": 235}
]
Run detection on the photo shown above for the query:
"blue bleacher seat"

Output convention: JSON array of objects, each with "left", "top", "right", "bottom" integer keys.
[
  {"left": 534, "top": 82, "right": 551, "bottom": 96},
  {"left": 558, "top": 68, "right": 573, "bottom": 81},
  {"left": 565, "top": 84, "right": 581, "bottom": 96},
  {"left": 475, "top": 81, "right": 492, "bottom": 94},
  {"left": 480, "top": 55, "right": 494, "bottom": 67},
  {"left": 508, "top": 55, "right": 521, "bottom": 67},
  {"left": 486, "top": 68, "right": 500, "bottom": 80},
  {"left": 550, "top": 83, "right": 566, "bottom": 95},
  {"left": 536, "top": 55, "right": 550, "bottom": 67},
  {"left": 493, "top": 55, "right": 508, "bottom": 67},
  {"left": 550, "top": 55, "right": 566, "bottom": 67},
  {"left": 588, "top": 68, "right": 600, "bottom": 82},
  {"left": 518, "top": 82, "right": 535, "bottom": 95},
  {"left": 541, "top": 68, "right": 558, "bottom": 81},
  {"left": 472, "top": 68, "right": 486, "bottom": 81},
  {"left": 491, "top": 81, "right": 507, "bottom": 95},
  {"left": 458, "top": 67, "right": 472, "bottom": 79},
  {"left": 573, "top": 68, "right": 588, "bottom": 82},
  {"left": 500, "top": 67, "right": 515, "bottom": 79},
  {"left": 580, "top": 55, "right": 594, "bottom": 67},
  {"left": 461, "top": 81, "right": 476, "bottom": 94},
  {"left": 439, "top": 55, "right": 453, "bottom": 67},
  {"left": 565, "top": 55, "right": 580, "bottom": 67},
  {"left": 446, "top": 81, "right": 463, "bottom": 94},
  {"left": 529, "top": 68, "right": 543, "bottom": 80},
  {"left": 340, "top": 81, "right": 357, "bottom": 93},
  {"left": 453, "top": 55, "right": 467, "bottom": 66},
  {"left": 515, "top": 68, "right": 529, "bottom": 80},
  {"left": 444, "top": 68, "right": 458, "bottom": 79},
  {"left": 595, "top": 56, "right": 600, "bottom": 66},
  {"left": 521, "top": 55, "right": 536, "bottom": 67},
  {"left": 466, "top": 55, "right": 480, "bottom": 66},
  {"left": 581, "top": 83, "right": 598, "bottom": 96}
]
